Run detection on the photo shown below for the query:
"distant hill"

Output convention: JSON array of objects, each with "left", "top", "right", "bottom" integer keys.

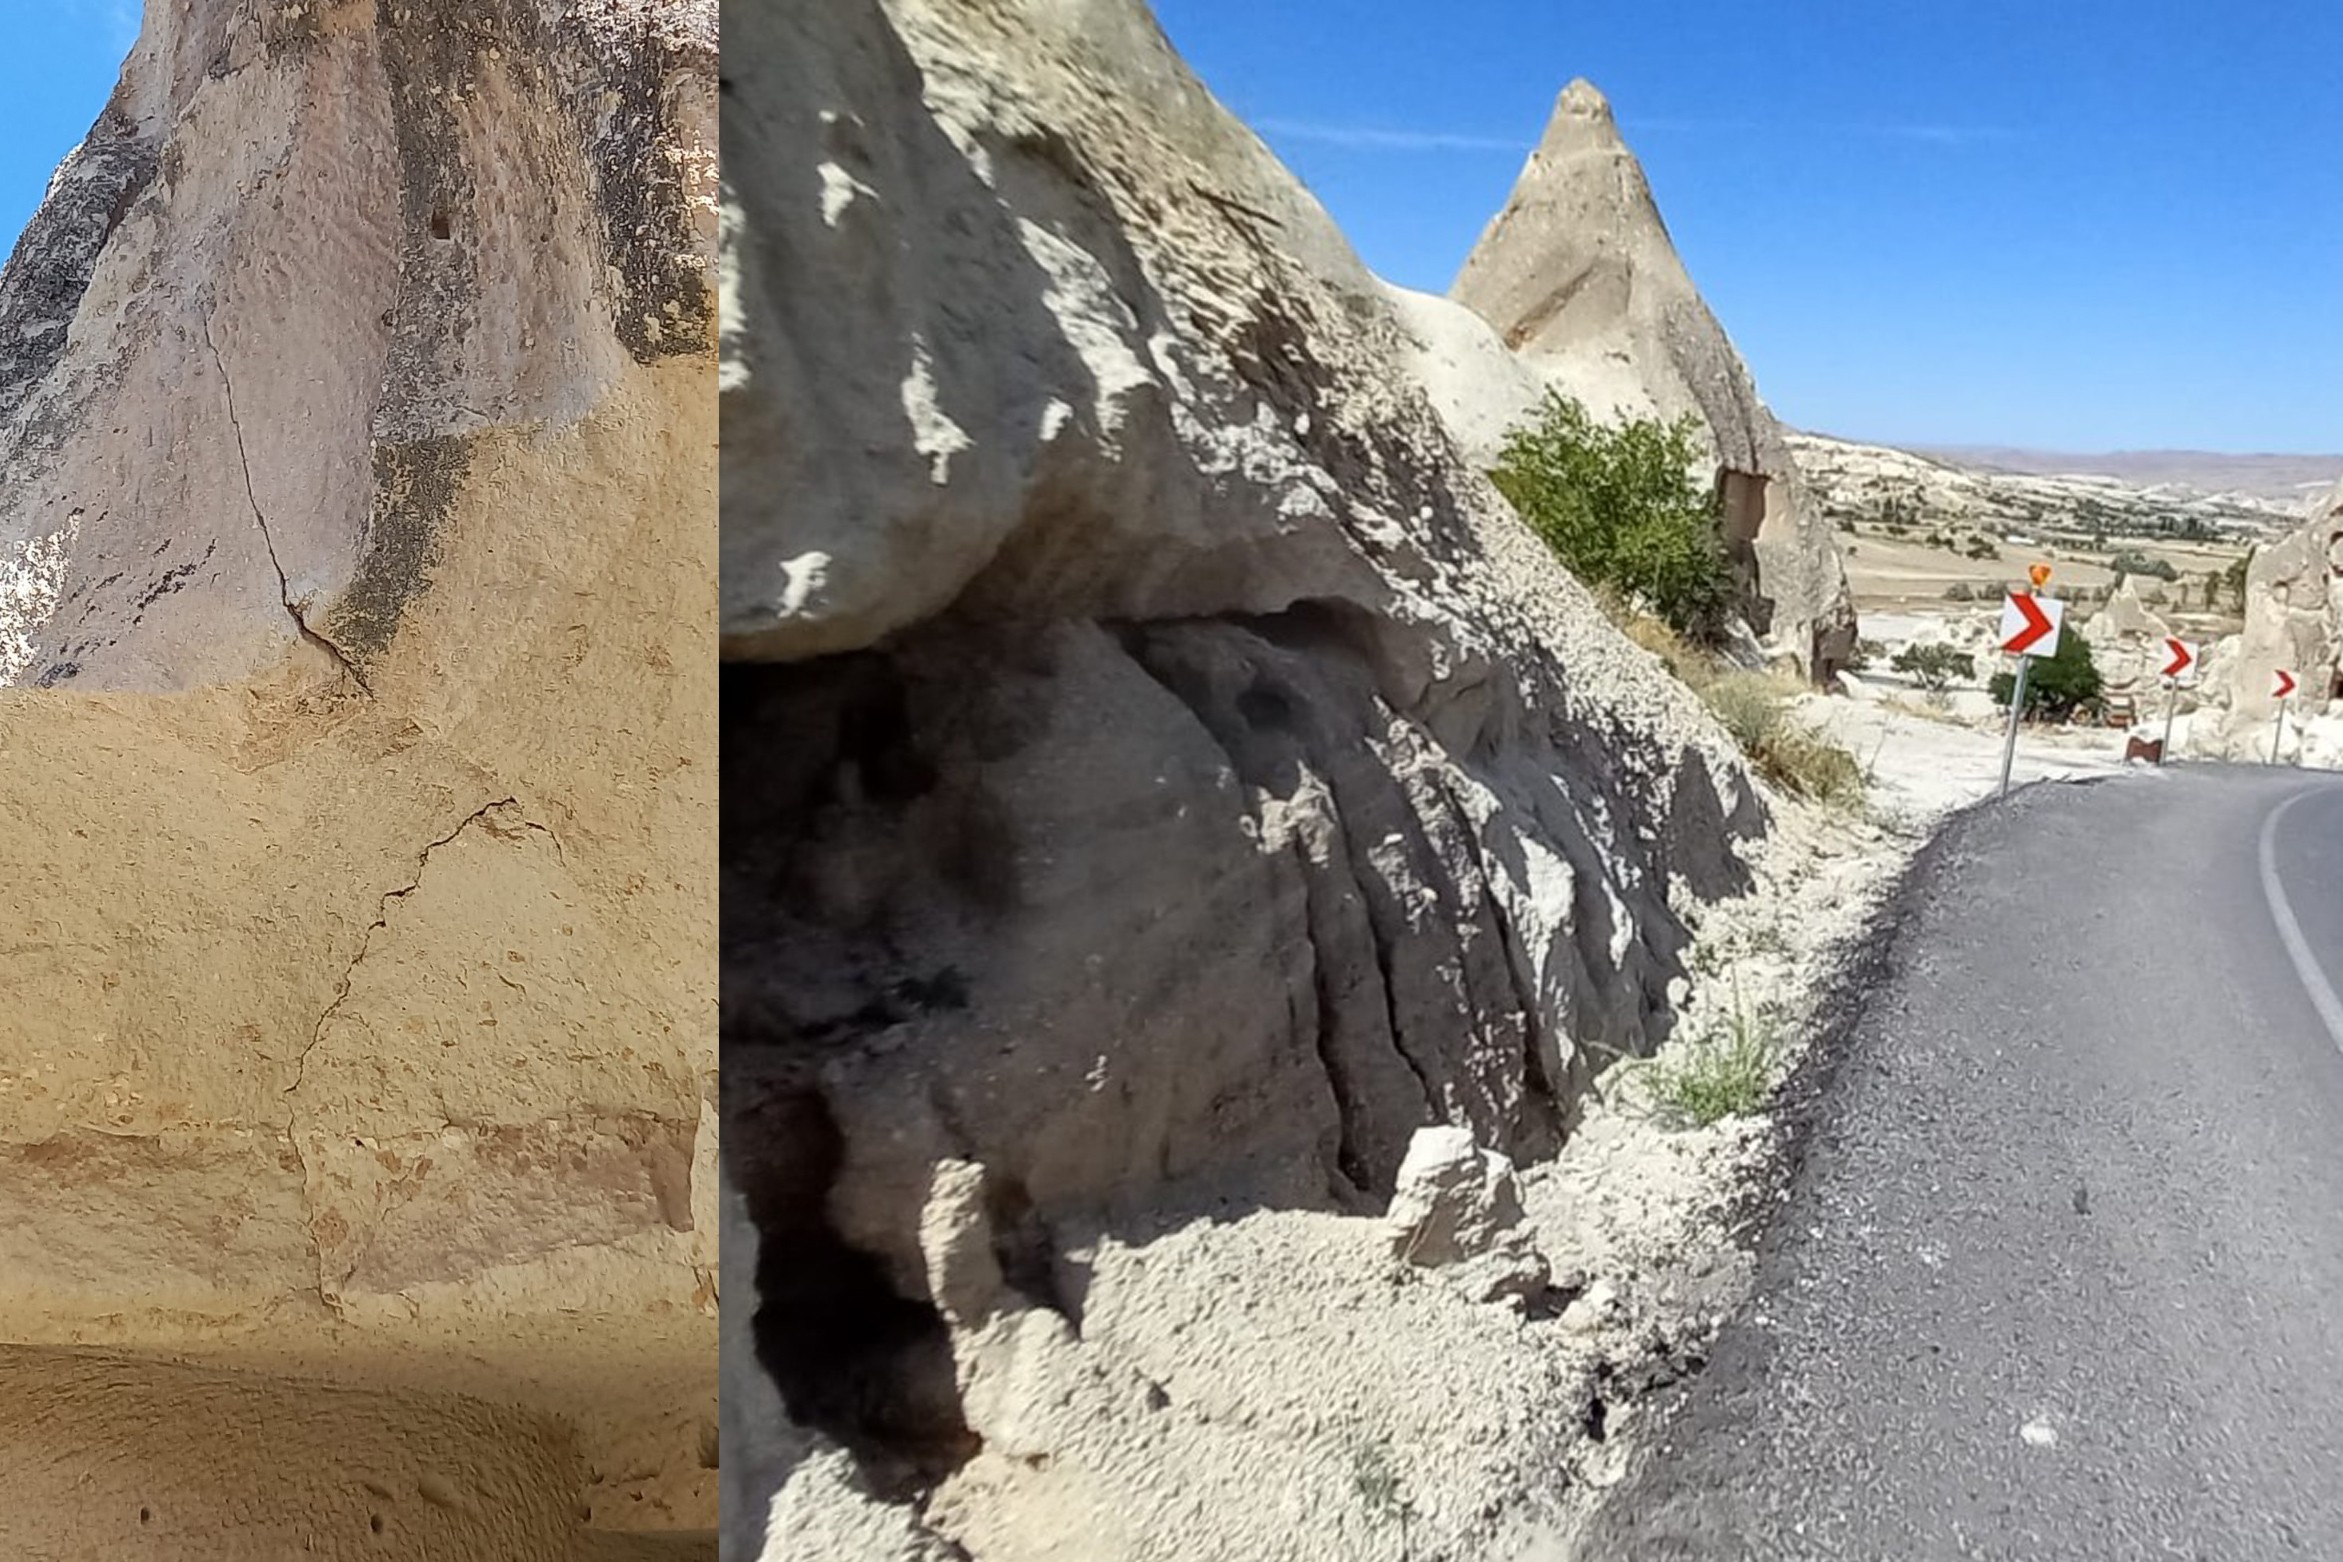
[
  {"left": 1789, "top": 431, "right": 2304, "bottom": 543},
  {"left": 1898, "top": 446, "right": 2341, "bottom": 508}
]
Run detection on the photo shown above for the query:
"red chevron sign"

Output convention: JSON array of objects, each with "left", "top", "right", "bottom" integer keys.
[
  {"left": 2161, "top": 638, "right": 2198, "bottom": 680},
  {"left": 2273, "top": 668, "right": 2299, "bottom": 701},
  {"left": 1999, "top": 591, "right": 2064, "bottom": 658}
]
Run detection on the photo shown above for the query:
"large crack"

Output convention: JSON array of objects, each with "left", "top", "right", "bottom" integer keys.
[
  {"left": 202, "top": 304, "right": 374, "bottom": 695},
  {"left": 282, "top": 795, "right": 520, "bottom": 1124},
  {"left": 281, "top": 794, "right": 563, "bottom": 1309}
]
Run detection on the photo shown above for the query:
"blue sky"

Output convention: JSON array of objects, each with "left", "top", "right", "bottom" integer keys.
[
  {"left": 1153, "top": 1, "right": 2343, "bottom": 453},
  {"left": 5, "top": 4, "right": 2339, "bottom": 453},
  {"left": 0, "top": 2, "right": 137, "bottom": 247}
]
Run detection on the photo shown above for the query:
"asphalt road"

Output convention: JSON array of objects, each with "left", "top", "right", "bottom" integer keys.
[{"left": 1581, "top": 767, "right": 2343, "bottom": 1561}]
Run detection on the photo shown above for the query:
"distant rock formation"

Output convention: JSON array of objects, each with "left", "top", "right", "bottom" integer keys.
[
  {"left": 0, "top": 2, "right": 717, "bottom": 1553},
  {"left": 723, "top": 2, "right": 1772, "bottom": 1553},
  {"left": 1438, "top": 80, "right": 1856, "bottom": 681},
  {"left": 2082, "top": 577, "right": 2178, "bottom": 714},
  {"left": 2190, "top": 479, "right": 2343, "bottom": 763}
]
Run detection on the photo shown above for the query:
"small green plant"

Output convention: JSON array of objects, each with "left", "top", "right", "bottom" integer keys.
[
  {"left": 1492, "top": 393, "right": 1735, "bottom": 643},
  {"left": 1987, "top": 628, "right": 2103, "bottom": 721},
  {"left": 1964, "top": 536, "right": 2000, "bottom": 561},
  {"left": 1702, "top": 673, "right": 1865, "bottom": 805},
  {"left": 1889, "top": 642, "right": 1976, "bottom": 693},
  {"left": 1637, "top": 1000, "right": 1783, "bottom": 1128},
  {"left": 1943, "top": 582, "right": 1979, "bottom": 601}
]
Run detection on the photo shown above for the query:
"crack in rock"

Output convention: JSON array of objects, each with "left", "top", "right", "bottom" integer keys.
[
  {"left": 282, "top": 796, "right": 528, "bottom": 1121},
  {"left": 202, "top": 303, "right": 375, "bottom": 695},
  {"left": 280, "top": 795, "right": 568, "bottom": 1305}
]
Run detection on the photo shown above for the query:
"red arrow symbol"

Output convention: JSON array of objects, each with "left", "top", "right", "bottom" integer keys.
[
  {"left": 2274, "top": 668, "right": 2298, "bottom": 700},
  {"left": 2003, "top": 592, "right": 2054, "bottom": 655},
  {"left": 2161, "top": 638, "right": 2195, "bottom": 680}
]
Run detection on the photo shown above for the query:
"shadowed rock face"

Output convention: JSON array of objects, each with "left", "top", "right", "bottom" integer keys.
[
  {"left": 0, "top": 2, "right": 717, "bottom": 1554},
  {"left": 722, "top": 0, "right": 1770, "bottom": 1544},
  {"left": 1447, "top": 80, "right": 1857, "bottom": 681}
]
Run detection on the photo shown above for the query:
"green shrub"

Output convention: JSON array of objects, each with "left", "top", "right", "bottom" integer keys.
[
  {"left": 1987, "top": 627, "right": 2103, "bottom": 720},
  {"left": 1702, "top": 673, "right": 1865, "bottom": 805},
  {"left": 1492, "top": 393, "right": 1735, "bottom": 642},
  {"left": 1964, "top": 536, "right": 2000, "bottom": 560},
  {"left": 1943, "top": 582, "right": 1980, "bottom": 601},
  {"left": 1889, "top": 642, "right": 1977, "bottom": 692},
  {"left": 1637, "top": 1001, "right": 1783, "bottom": 1127}
]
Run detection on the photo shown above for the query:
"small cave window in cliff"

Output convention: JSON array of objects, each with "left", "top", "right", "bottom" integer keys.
[{"left": 429, "top": 210, "right": 451, "bottom": 241}]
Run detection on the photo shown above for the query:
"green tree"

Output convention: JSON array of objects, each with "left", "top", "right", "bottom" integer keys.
[
  {"left": 2107, "top": 548, "right": 2178, "bottom": 582},
  {"left": 1890, "top": 642, "right": 1977, "bottom": 692},
  {"left": 1988, "top": 629, "right": 2103, "bottom": 721},
  {"left": 1491, "top": 392, "right": 1734, "bottom": 641}
]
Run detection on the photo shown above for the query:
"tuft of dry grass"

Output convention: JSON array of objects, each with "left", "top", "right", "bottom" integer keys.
[
  {"left": 1701, "top": 673, "right": 1865, "bottom": 806},
  {"left": 1633, "top": 1001, "right": 1784, "bottom": 1128}
]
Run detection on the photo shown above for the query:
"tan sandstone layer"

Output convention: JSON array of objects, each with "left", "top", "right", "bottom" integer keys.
[{"left": 0, "top": 1, "right": 717, "bottom": 1554}]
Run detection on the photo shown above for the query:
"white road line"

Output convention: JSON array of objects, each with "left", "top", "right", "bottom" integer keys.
[{"left": 2259, "top": 790, "right": 2343, "bottom": 1054}]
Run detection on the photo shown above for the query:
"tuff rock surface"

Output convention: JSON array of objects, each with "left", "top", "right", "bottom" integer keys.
[
  {"left": 0, "top": 2, "right": 717, "bottom": 1554},
  {"left": 1385, "top": 1126, "right": 1550, "bottom": 1304},
  {"left": 2190, "top": 479, "right": 2343, "bottom": 763},
  {"left": 722, "top": 1, "right": 1781, "bottom": 1555},
  {"left": 2082, "top": 576, "right": 2180, "bottom": 712},
  {"left": 1436, "top": 80, "right": 1857, "bottom": 681}
]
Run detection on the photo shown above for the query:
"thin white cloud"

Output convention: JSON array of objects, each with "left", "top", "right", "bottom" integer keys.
[
  {"left": 1875, "top": 123, "right": 2021, "bottom": 147},
  {"left": 1627, "top": 115, "right": 2020, "bottom": 147},
  {"left": 1255, "top": 113, "right": 2017, "bottom": 156},
  {"left": 1254, "top": 117, "right": 1527, "bottom": 154}
]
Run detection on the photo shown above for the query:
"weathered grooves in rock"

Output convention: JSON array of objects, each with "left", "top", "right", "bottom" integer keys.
[{"left": 723, "top": 0, "right": 1768, "bottom": 1550}]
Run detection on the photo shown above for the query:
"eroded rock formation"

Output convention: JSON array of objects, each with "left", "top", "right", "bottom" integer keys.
[
  {"left": 1430, "top": 80, "right": 1857, "bottom": 681},
  {"left": 2081, "top": 576, "right": 2178, "bottom": 715},
  {"left": 2191, "top": 479, "right": 2343, "bottom": 763},
  {"left": 723, "top": 1, "right": 1775, "bottom": 1552},
  {"left": 0, "top": 2, "right": 717, "bottom": 1554}
]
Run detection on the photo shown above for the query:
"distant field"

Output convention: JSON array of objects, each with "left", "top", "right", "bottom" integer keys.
[{"left": 1841, "top": 522, "right": 2247, "bottom": 638}]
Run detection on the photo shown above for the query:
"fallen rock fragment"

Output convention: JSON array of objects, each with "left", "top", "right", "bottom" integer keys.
[{"left": 1387, "top": 1126, "right": 1551, "bottom": 1302}]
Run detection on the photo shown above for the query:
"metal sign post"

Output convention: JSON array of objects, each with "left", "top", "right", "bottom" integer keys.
[
  {"left": 2272, "top": 668, "right": 2298, "bottom": 766},
  {"left": 1999, "top": 654, "right": 2033, "bottom": 797},
  {"left": 1996, "top": 573, "right": 2064, "bottom": 798},
  {"left": 2156, "top": 639, "right": 2198, "bottom": 765}
]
